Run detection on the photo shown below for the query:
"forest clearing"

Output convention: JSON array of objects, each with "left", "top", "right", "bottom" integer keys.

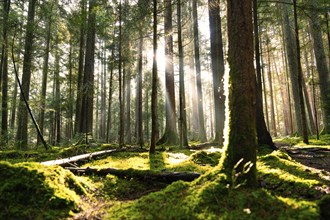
[{"left": 0, "top": 0, "right": 329, "bottom": 219}]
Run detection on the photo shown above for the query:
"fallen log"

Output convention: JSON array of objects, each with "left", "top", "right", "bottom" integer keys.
[
  {"left": 66, "top": 167, "right": 201, "bottom": 183},
  {"left": 41, "top": 148, "right": 127, "bottom": 166}
]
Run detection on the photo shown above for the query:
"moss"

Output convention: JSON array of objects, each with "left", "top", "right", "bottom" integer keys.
[
  {"left": 0, "top": 161, "right": 89, "bottom": 219},
  {"left": 319, "top": 195, "right": 330, "bottom": 220},
  {"left": 258, "top": 150, "right": 329, "bottom": 200},
  {"left": 189, "top": 151, "right": 221, "bottom": 166}
]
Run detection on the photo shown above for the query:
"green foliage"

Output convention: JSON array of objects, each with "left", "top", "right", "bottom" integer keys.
[{"left": 0, "top": 161, "right": 89, "bottom": 219}]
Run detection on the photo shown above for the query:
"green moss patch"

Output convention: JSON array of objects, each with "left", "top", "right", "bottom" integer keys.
[
  {"left": 105, "top": 147, "right": 328, "bottom": 219},
  {"left": 0, "top": 161, "right": 89, "bottom": 219}
]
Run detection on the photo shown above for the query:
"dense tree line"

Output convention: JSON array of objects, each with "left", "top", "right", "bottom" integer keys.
[{"left": 0, "top": 0, "right": 328, "bottom": 171}]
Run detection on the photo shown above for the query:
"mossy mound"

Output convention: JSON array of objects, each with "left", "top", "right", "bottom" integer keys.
[
  {"left": 105, "top": 148, "right": 328, "bottom": 219},
  {"left": 190, "top": 151, "right": 221, "bottom": 166},
  {"left": 0, "top": 161, "right": 88, "bottom": 219}
]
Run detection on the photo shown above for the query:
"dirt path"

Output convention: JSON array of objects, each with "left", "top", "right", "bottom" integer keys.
[{"left": 276, "top": 144, "right": 330, "bottom": 173}]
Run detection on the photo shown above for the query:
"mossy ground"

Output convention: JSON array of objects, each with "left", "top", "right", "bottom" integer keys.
[{"left": 0, "top": 136, "right": 329, "bottom": 219}]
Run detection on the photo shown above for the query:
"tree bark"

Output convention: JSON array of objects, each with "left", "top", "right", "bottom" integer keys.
[
  {"left": 75, "top": 0, "right": 86, "bottom": 135},
  {"left": 293, "top": 0, "right": 309, "bottom": 144},
  {"left": 281, "top": 1, "right": 303, "bottom": 135},
  {"left": 16, "top": 0, "right": 37, "bottom": 150},
  {"left": 177, "top": 0, "right": 189, "bottom": 148},
  {"left": 1, "top": 0, "right": 10, "bottom": 143},
  {"left": 80, "top": 0, "right": 96, "bottom": 139},
  {"left": 158, "top": 0, "right": 178, "bottom": 145},
  {"left": 192, "top": 0, "right": 207, "bottom": 142},
  {"left": 307, "top": 0, "right": 330, "bottom": 134},
  {"left": 208, "top": 0, "right": 225, "bottom": 145},
  {"left": 253, "top": 0, "right": 275, "bottom": 149},
  {"left": 150, "top": 0, "right": 158, "bottom": 154},
  {"left": 221, "top": 0, "right": 257, "bottom": 187}
]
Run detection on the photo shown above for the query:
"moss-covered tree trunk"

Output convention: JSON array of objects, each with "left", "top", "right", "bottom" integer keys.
[{"left": 220, "top": 0, "right": 257, "bottom": 187}]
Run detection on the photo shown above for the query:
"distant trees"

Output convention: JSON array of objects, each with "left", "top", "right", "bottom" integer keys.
[{"left": 0, "top": 0, "right": 328, "bottom": 151}]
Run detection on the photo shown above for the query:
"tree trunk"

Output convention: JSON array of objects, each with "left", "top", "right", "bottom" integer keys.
[
  {"left": 293, "top": 0, "right": 309, "bottom": 144},
  {"left": 37, "top": 11, "right": 52, "bottom": 146},
  {"left": 1, "top": 0, "right": 10, "bottom": 143},
  {"left": 307, "top": 0, "right": 330, "bottom": 134},
  {"left": 281, "top": 1, "right": 303, "bottom": 135},
  {"left": 136, "top": 29, "right": 144, "bottom": 148},
  {"left": 192, "top": 0, "right": 207, "bottom": 142},
  {"left": 54, "top": 42, "right": 61, "bottom": 145},
  {"left": 150, "top": 0, "right": 158, "bottom": 154},
  {"left": 266, "top": 36, "right": 277, "bottom": 136},
  {"left": 16, "top": 0, "right": 37, "bottom": 150},
  {"left": 125, "top": 66, "right": 132, "bottom": 144},
  {"left": 177, "top": 0, "right": 189, "bottom": 148},
  {"left": 80, "top": 0, "right": 96, "bottom": 139},
  {"left": 253, "top": 0, "right": 275, "bottom": 149},
  {"left": 75, "top": 0, "right": 86, "bottom": 135},
  {"left": 158, "top": 0, "right": 178, "bottom": 145},
  {"left": 208, "top": 0, "right": 225, "bottom": 145},
  {"left": 118, "top": 1, "right": 125, "bottom": 148},
  {"left": 106, "top": 45, "right": 115, "bottom": 143},
  {"left": 221, "top": 0, "right": 257, "bottom": 187}
]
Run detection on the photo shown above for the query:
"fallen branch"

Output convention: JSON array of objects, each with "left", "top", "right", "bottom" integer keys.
[
  {"left": 41, "top": 148, "right": 126, "bottom": 166},
  {"left": 66, "top": 167, "right": 201, "bottom": 183}
]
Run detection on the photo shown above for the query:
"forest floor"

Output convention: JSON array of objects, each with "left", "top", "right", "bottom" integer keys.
[{"left": 0, "top": 136, "right": 330, "bottom": 219}]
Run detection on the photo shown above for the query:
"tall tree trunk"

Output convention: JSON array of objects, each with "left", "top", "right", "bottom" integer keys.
[
  {"left": 293, "top": 0, "right": 309, "bottom": 144},
  {"left": 80, "top": 0, "right": 96, "bottom": 140},
  {"left": 54, "top": 42, "right": 61, "bottom": 145},
  {"left": 150, "top": 0, "right": 158, "bottom": 154},
  {"left": 253, "top": 0, "right": 275, "bottom": 149},
  {"left": 16, "top": 0, "right": 37, "bottom": 150},
  {"left": 75, "top": 0, "right": 86, "bottom": 134},
  {"left": 158, "top": 0, "right": 178, "bottom": 145},
  {"left": 266, "top": 36, "right": 277, "bottom": 136},
  {"left": 37, "top": 8, "right": 52, "bottom": 146},
  {"left": 307, "top": 0, "right": 330, "bottom": 134},
  {"left": 281, "top": 1, "right": 303, "bottom": 135},
  {"left": 106, "top": 46, "right": 115, "bottom": 143},
  {"left": 125, "top": 66, "right": 132, "bottom": 144},
  {"left": 68, "top": 38, "right": 74, "bottom": 140},
  {"left": 221, "top": 0, "right": 257, "bottom": 187},
  {"left": 136, "top": 29, "right": 144, "bottom": 148},
  {"left": 192, "top": 0, "right": 207, "bottom": 142},
  {"left": 118, "top": 1, "right": 125, "bottom": 147},
  {"left": 177, "top": 0, "right": 188, "bottom": 148},
  {"left": 1, "top": 0, "right": 10, "bottom": 143},
  {"left": 100, "top": 41, "right": 107, "bottom": 141},
  {"left": 280, "top": 25, "right": 294, "bottom": 134},
  {"left": 208, "top": 0, "right": 225, "bottom": 145}
]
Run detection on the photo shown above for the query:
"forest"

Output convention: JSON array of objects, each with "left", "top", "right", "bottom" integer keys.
[{"left": 0, "top": 0, "right": 329, "bottom": 219}]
